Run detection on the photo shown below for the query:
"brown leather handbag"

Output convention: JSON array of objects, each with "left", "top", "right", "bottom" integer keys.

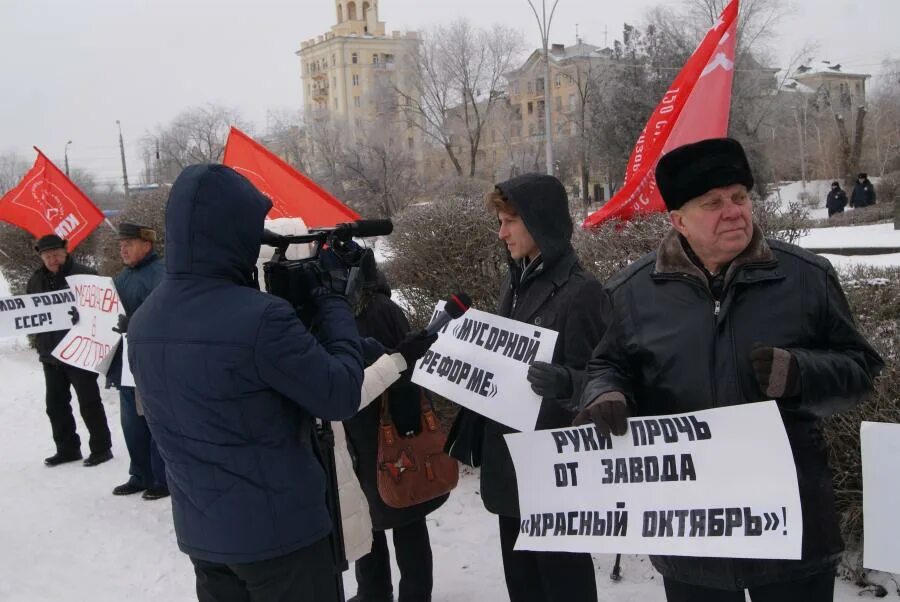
[{"left": 376, "top": 389, "right": 459, "bottom": 509}]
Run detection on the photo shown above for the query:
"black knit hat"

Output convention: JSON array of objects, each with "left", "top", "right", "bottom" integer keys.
[
  {"left": 655, "top": 138, "right": 755, "bottom": 211},
  {"left": 858, "top": 172, "right": 868, "bottom": 179},
  {"left": 34, "top": 234, "right": 67, "bottom": 253},
  {"left": 117, "top": 222, "right": 157, "bottom": 242}
]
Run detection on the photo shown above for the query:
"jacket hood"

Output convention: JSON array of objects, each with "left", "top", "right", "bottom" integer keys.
[
  {"left": 495, "top": 173, "right": 573, "bottom": 265},
  {"left": 165, "top": 164, "right": 272, "bottom": 283}
]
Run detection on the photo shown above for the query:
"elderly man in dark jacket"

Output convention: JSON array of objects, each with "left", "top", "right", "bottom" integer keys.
[
  {"left": 578, "top": 138, "right": 884, "bottom": 602},
  {"left": 108, "top": 221, "right": 167, "bottom": 500},
  {"left": 449, "top": 174, "right": 604, "bottom": 602},
  {"left": 26, "top": 234, "right": 112, "bottom": 467},
  {"left": 850, "top": 172, "right": 876, "bottom": 208},
  {"left": 127, "top": 164, "right": 364, "bottom": 602}
]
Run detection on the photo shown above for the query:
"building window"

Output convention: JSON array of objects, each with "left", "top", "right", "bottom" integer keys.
[
  {"left": 527, "top": 81, "right": 533, "bottom": 94},
  {"left": 529, "top": 124, "right": 535, "bottom": 136},
  {"left": 491, "top": 129, "right": 497, "bottom": 143},
  {"left": 352, "top": 74, "right": 360, "bottom": 86},
  {"left": 332, "top": 54, "right": 336, "bottom": 66},
  {"left": 536, "top": 78, "right": 545, "bottom": 93},
  {"left": 408, "top": 137, "right": 414, "bottom": 150},
  {"left": 354, "top": 96, "right": 361, "bottom": 107},
  {"left": 527, "top": 102, "right": 533, "bottom": 115},
  {"left": 352, "top": 52, "right": 359, "bottom": 64},
  {"left": 555, "top": 74, "right": 562, "bottom": 88},
  {"left": 511, "top": 82, "right": 520, "bottom": 95},
  {"left": 555, "top": 96, "right": 562, "bottom": 111},
  {"left": 335, "top": 97, "right": 339, "bottom": 108},
  {"left": 568, "top": 94, "right": 576, "bottom": 111},
  {"left": 373, "top": 54, "right": 379, "bottom": 64}
]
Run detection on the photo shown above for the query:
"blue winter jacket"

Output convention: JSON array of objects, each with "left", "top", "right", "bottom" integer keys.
[
  {"left": 127, "top": 164, "right": 364, "bottom": 564},
  {"left": 107, "top": 250, "right": 163, "bottom": 388}
]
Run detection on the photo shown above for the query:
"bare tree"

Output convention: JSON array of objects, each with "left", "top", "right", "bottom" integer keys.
[
  {"left": 0, "top": 152, "right": 30, "bottom": 195},
  {"left": 265, "top": 109, "right": 311, "bottom": 175},
  {"left": 398, "top": 20, "right": 524, "bottom": 177},
  {"left": 145, "top": 104, "right": 252, "bottom": 183},
  {"left": 340, "top": 120, "right": 420, "bottom": 218}
]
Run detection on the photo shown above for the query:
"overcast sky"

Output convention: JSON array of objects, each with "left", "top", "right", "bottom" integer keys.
[{"left": 2, "top": 0, "right": 899, "bottom": 190}]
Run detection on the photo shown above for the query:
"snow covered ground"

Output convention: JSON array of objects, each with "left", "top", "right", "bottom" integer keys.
[
  {"left": 799, "top": 223, "right": 900, "bottom": 251},
  {"left": 772, "top": 179, "right": 834, "bottom": 220}
]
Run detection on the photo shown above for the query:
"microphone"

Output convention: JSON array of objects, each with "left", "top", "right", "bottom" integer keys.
[
  {"left": 332, "top": 219, "right": 394, "bottom": 240},
  {"left": 425, "top": 292, "right": 472, "bottom": 337}
]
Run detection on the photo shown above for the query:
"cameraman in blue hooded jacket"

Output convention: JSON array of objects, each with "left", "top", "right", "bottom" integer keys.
[{"left": 127, "top": 164, "right": 364, "bottom": 602}]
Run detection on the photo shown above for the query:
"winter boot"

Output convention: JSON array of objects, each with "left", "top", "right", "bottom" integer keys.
[
  {"left": 113, "top": 481, "right": 146, "bottom": 496},
  {"left": 142, "top": 485, "right": 170, "bottom": 501},
  {"left": 44, "top": 450, "right": 83, "bottom": 467},
  {"left": 83, "top": 449, "right": 113, "bottom": 467}
]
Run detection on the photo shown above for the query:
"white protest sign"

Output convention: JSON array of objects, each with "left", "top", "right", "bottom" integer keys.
[
  {"left": 51, "top": 275, "right": 123, "bottom": 375},
  {"left": 862, "top": 421, "right": 900, "bottom": 574},
  {"left": 411, "top": 303, "right": 558, "bottom": 432},
  {"left": 120, "top": 335, "right": 136, "bottom": 388},
  {"left": 505, "top": 401, "right": 802, "bottom": 559},
  {"left": 0, "top": 290, "right": 76, "bottom": 338}
]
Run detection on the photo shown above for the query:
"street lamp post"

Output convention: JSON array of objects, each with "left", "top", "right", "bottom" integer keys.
[
  {"left": 116, "top": 120, "right": 130, "bottom": 197},
  {"left": 64, "top": 140, "right": 72, "bottom": 176},
  {"left": 526, "top": 0, "right": 560, "bottom": 177}
]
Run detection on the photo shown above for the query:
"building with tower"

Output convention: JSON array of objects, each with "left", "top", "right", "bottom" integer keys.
[{"left": 297, "top": 0, "right": 421, "bottom": 153}]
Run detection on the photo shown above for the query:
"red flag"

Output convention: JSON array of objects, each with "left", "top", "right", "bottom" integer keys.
[
  {"left": 222, "top": 127, "right": 360, "bottom": 227},
  {"left": 0, "top": 148, "right": 105, "bottom": 249},
  {"left": 583, "top": 0, "right": 739, "bottom": 228}
]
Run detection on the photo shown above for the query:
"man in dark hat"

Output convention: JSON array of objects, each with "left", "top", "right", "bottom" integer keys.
[
  {"left": 447, "top": 174, "right": 605, "bottom": 602},
  {"left": 850, "top": 172, "right": 876, "bottom": 208},
  {"left": 577, "top": 138, "right": 883, "bottom": 601},
  {"left": 825, "top": 181, "right": 848, "bottom": 218},
  {"left": 108, "top": 221, "right": 168, "bottom": 500},
  {"left": 26, "top": 234, "right": 113, "bottom": 467}
]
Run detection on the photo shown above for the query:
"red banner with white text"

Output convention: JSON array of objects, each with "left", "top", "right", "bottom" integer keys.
[
  {"left": 583, "top": 0, "right": 739, "bottom": 227},
  {"left": 0, "top": 149, "right": 105, "bottom": 249}
]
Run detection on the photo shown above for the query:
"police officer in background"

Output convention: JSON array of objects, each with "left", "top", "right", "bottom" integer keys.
[
  {"left": 128, "top": 165, "right": 364, "bottom": 602},
  {"left": 27, "top": 234, "right": 112, "bottom": 467}
]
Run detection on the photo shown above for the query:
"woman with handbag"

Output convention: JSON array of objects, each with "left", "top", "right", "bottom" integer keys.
[{"left": 344, "top": 269, "right": 455, "bottom": 602}]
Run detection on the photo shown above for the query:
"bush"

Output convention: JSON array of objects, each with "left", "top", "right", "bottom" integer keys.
[{"left": 822, "top": 266, "right": 900, "bottom": 580}]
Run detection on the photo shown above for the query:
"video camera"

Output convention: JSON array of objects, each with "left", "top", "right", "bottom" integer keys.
[{"left": 260, "top": 219, "right": 392, "bottom": 311}]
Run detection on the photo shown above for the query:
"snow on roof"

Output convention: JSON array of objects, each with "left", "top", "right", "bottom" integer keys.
[{"left": 791, "top": 59, "right": 869, "bottom": 79}]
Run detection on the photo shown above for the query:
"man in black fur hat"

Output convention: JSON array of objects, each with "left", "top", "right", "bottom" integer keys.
[
  {"left": 578, "top": 138, "right": 883, "bottom": 601},
  {"left": 850, "top": 172, "right": 876, "bottom": 209}
]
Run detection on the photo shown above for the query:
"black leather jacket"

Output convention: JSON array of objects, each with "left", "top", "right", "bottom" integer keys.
[{"left": 583, "top": 226, "right": 884, "bottom": 590}]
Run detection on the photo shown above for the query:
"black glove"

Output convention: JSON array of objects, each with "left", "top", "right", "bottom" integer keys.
[
  {"left": 573, "top": 392, "right": 630, "bottom": 436},
  {"left": 112, "top": 313, "right": 129, "bottom": 335},
  {"left": 395, "top": 329, "right": 439, "bottom": 368},
  {"left": 749, "top": 344, "right": 801, "bottom": 398},
  {"left": 68, "top": 306, "right": 80, "bottom": 326},
  {"left": 360, "top": 336, "right": 386, "bottom": 366},
  {"left": 526, "top": 361, "right": 573, "bottom": 399}
]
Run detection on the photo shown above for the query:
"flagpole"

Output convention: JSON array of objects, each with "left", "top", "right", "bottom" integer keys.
[
  {"left": 0, "top": 246, "right": 11, "bottom": 259},
  {"left": 104, "top": 218, "right": 118, "bottom": 233}
]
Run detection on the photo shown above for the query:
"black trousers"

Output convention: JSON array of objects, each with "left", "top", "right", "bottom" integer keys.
[
  {"left": 663, "top": 571, "right": 835, "bottom": 602},
  {"left": 498, "top": 515, "right": 598, "bottom": 602},
  {"left": 355, "top": 519, "right": 433, "bottom": 602},
  {"left": 43, "top": 362, "right": 111, "bottom": 455},
  {"left": 191, "top": 536, "right": 340, "bottom": 602}
]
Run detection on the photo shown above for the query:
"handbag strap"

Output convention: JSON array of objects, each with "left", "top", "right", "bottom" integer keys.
[{"left": 380, "top": 388, "right": 440, "bottom": 433}]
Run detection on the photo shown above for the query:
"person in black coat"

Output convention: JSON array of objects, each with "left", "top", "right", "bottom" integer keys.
[
  {"left": 448, "top": 174, "right": 604, "bottom": 602},
  {"left": 26, "top": 234, "right": 112, "bottom": 467},
  {"left": 825, "top": 181, "right": 848, "bottom": 217},
  {"left": 579, "top": 138, "right": 884, "bottom": 601},
  {"left": 850, "top": 172, "right": 876, "bottom": 208},
  {"left": 128, "top": 165, "right": 364, "bottom": 602},
  {"left": 344, "top": 270, "right": 446, "bottom": 602}
]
